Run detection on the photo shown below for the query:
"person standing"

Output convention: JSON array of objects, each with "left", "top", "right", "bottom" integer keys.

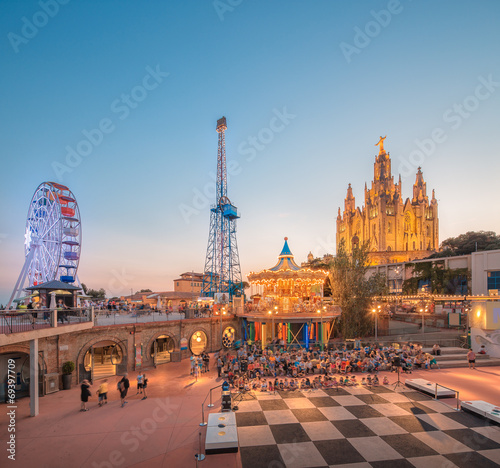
[
  {"left": 97, "top": 379, "right": 109, "bottom": 407},
  {"left": 217, "top": 356, "right": 223, "bottom": 378},
  {"left": 467, "top": 348, "right": 476, "bottom": 370},
  {"left": 136, "top": 373, "right": 144, "bottom": 394},
  {"left": 141, "top": 374, "right": 148, "bottom": 400},
  {"left": 80, "top": 379, "right": 92, "bottom": 411},
  {"left": 118, "top": 373, "right": 130, "bottom": 407}
]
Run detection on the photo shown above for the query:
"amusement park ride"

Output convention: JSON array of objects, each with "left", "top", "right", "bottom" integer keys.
[
  {"left": 7, "top": 182, "right": 82, "bottom": 308},
  {"left": 201, "top": 117, "right": 244, "bottom": 301}
]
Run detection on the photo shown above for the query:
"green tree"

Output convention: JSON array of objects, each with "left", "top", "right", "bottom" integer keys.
[
  {"left": 136, "top": 289, "right": 153, "bottom": 294},
  {"left": 429, "top": 231, "right": 500, "bottom": 258},
  {"left": 402, "top": 261, "right": 470, "bottom": 294},
  {"left": 81, "top": 283, "right": 106, "bottom": 299},
  {"left": 329, "top": 240, "right": 387, "bottom": 339}
]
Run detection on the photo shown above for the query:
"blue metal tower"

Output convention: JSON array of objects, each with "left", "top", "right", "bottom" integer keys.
[{"left": 202, "top": 117, "right": 243, "bottom": 301}]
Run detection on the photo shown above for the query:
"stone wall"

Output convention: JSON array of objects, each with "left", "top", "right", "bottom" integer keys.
[{"left": 0, "top": 317, "right": 239, "bottom": 387}]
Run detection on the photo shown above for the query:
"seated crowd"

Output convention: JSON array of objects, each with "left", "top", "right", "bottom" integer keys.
[{"left": 215, "top": 341, "right": 438, "bottom": 391}]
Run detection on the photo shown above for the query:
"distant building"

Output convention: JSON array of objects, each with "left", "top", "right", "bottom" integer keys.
[
  {"left": 368, "top": 249, "right": 500, "bottom": 296},
  {"left": 173, "top": 272, "right": 205, "bottom": 294},
  {"left": 336, "top": 137, "right": 439, "bottom": 265}
]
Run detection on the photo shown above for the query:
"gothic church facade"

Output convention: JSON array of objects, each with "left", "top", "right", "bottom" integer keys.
[{"left": 336, "top": 137, "right": 439, "bottom": 265}]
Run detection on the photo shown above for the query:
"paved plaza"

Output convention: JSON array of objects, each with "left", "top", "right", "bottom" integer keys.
[{"left": 2, "top": 356, "right": 500, "bottom": 467}]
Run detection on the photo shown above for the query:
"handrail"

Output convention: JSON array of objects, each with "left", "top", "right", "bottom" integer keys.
[
  {"left": 434, "top": 383, "right": 460, "bottom": 411},
  {"left": 207, "top": 384, "right": 222, "bottom": 408},
  {"left": 200, "top": 384, "right": 223, "bottom": 425}
]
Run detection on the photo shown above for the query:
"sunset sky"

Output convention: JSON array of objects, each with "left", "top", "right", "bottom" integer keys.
[{"left": 1, "top": 0, "right": 499, "bottom": 304}]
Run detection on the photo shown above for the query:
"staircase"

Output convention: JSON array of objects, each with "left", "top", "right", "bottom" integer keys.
[
  {"left": 421, "top": 347, "right": 500, "bottom": 368},
  {"left": 92, "top": 363, "right": 116, "bottom": 380}
]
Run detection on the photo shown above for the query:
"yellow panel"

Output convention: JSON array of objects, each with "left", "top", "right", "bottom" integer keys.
[{"left": 484, "top": 302, "right": 500, "bottom": 330}]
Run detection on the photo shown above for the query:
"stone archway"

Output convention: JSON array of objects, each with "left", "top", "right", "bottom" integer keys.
[
  {"left": 76, "top": 337, "right": 128, "bottom": 383},
  {"left": 0, "top": 344, "right": 45, "bottom": 401},
  {"left": 147, "top": 333, "right": 177, "bottom": 366}
]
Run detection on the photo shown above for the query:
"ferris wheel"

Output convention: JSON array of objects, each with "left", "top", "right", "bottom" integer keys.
[{"left": 8, "top": 182, "right": 82, "bottom": 307}]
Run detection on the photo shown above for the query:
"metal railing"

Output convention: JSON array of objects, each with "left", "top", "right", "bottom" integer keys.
[
  {"left": 0, "top": 308, "right": 93, "bottom": 335},
  {"left": 93, "top": 308, "right": 232, "bottom": 326},
  {"left": 434, "top": 383, "right": 460, "bottom": 411}
]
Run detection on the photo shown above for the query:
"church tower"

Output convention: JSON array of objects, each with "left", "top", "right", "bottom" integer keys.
[{"left": 336, "top": 137, "right": 439, "bottom": 265}]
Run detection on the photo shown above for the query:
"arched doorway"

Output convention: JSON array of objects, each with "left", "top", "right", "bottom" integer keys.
[
  {"left": 81, "top": 341, "right": 125, "bottom": 382},
  {"left": 0, "top": 352, "right": 43, "bottom": 401},
  {"left": 190, "top": 330, "right": 207, "bottom": 355},
  {"left": 150, "top": 335, "right": 175, "bottom": 365}
]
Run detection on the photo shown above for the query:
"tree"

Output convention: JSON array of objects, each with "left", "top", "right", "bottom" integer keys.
[
  {"left": 429, "top": 231, "right": 500, "bottom": 258},
  {"left": 329, "top": 240, "right": 387, "bottom": 339},
  {"left": 403, "top": 261, "right": 470, "bottom": 295},
  {"left": 308, "top": 256, "right": 333, "bottom": 296},
  {"left": 81, "top": 283, "right": 106, "bottom": 300},
  {"left": 135, "top": 289, "right": 152, "bottom": 294}
]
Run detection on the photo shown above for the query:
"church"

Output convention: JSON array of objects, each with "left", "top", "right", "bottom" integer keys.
[{"left": 336, "top": 136, "right": 439, "bottom": 265}]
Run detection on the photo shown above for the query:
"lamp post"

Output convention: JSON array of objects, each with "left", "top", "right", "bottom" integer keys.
[
  {"left": 394, "top": 266, "right": 401, "bottom": 313},
  {"left": 420, "top": 308, "right": 424, "bottom": 339},
  {"left": 372, "top": 308, "right": 378, "bottom": 341},
  {"left": 317, "top": 309, "right": 323, "bottom": 350}
]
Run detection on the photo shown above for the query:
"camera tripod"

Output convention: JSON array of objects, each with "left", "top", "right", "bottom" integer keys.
[
  {"left": 231, "top": 389, "right": 256, "bottom": 411},
  {"left": 392, "top": 366, "right": 406, "bottom": 391}
]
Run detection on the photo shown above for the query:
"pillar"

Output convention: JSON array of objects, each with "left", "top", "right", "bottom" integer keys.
[{"left": 30, "top": 338, "right": 39, "bottom": 417}]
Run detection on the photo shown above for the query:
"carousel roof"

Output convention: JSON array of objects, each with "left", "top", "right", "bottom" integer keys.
[
  {"left": 247, "top": 237, "right": 328, "bottom": 283},
  {"left": 268, "top": 237, "right": 301, "bottom": 272}
]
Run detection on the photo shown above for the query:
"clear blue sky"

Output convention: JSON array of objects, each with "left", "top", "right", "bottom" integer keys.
[{"left": 1, "top": 0, "right": 499, "bottom": 304}]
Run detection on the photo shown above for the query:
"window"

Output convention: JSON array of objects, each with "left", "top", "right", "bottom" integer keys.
[
  {"left": 176, "top": 282, "right": 179, "bottom": 286},
  {"left": 388, "top": 222, "right": 392, "bottom": 233},
  {"left": 488, "top": 271, "right": 500, "bottom": 291}
]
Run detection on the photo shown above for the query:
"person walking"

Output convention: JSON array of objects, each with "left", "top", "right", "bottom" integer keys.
[
  {"left": 97, "top": 379, "right": 109, "bottom": 407},
  {"left": 141, "top": 374, "right": 148, "bottom": 400},
  {"left": 467, "top": 348, "right": 476, "bottom": 369},
  {"left": 118, "top": 373, "right": 130, "bottom": 407},
  {"left": 80, "top": 379, "right": 92, "bottom": 412}
]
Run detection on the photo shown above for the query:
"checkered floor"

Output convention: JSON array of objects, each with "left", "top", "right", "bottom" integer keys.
[{"left": 233, "top": 383, "right": 500, "bottom": 468}]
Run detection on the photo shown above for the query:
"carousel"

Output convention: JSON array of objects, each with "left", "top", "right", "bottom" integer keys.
[{"left": 244, "top": 238, "right": 340, "bottom": 348}]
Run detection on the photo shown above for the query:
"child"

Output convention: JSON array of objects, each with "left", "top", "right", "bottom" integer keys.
[
  {"left": 373, "top": 375, "right": 379, "bottom": 386},
  {"left": 383, "top": 376, "right": 389, "bottom": 385},
  {"left": 97, "top": 379, "right": 109, "bottom": 406},
  {"left": 366, "top": 375, "right": 372, "bottom": 386},
  {"left": 351, "top": 375, "right": 357, "bottom": 386},
  {"left": 361, "top": 377, "right": 366, "bottom": 386},
  {"left": 136, "top": 373, "right": 143, "bottom": 395}
]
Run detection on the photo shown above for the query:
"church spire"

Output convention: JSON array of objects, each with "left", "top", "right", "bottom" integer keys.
[
  {"left": 345, "top": 183, "right": 355, "bottom": 212},
  {"left": 412, "top": 167, "right": 427, "bottom": 203}
]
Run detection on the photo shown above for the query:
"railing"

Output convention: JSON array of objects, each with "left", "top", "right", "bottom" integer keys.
[
  {"left": 93, "top": 308, "right": 232, "bottom": 326},
  {"left": 434, "top": 383, "right": 460, "bottom": 411},
  {"left": 0, "top": 308, "right": 93, "bottom": 335}
]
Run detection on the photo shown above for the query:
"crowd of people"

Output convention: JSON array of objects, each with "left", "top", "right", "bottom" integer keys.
[{"left": 212, "top": 341, "right": 439, "bottom": 391}]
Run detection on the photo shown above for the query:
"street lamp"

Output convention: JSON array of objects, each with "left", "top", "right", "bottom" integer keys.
[
  {"left": 420, "top": 308, "right": 424, "bottom": 338},
  {"left": 372, "top": 308, "right": 378, "bottom": 341},
  {"left": 317, "top": 309, "right": 323, "bottom": 350}
]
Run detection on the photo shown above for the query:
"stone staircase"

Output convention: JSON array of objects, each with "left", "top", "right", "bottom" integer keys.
[
  {"left": 92, "top": 363, "right": 116, "bottom": 380},
  {"left": 421, "top": 347, "right": 500, "bottom": 369}
]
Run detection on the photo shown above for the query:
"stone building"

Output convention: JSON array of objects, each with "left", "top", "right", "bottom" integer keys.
[{"left": 336, "top": 136, "right": 439, "bottom": 265}]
